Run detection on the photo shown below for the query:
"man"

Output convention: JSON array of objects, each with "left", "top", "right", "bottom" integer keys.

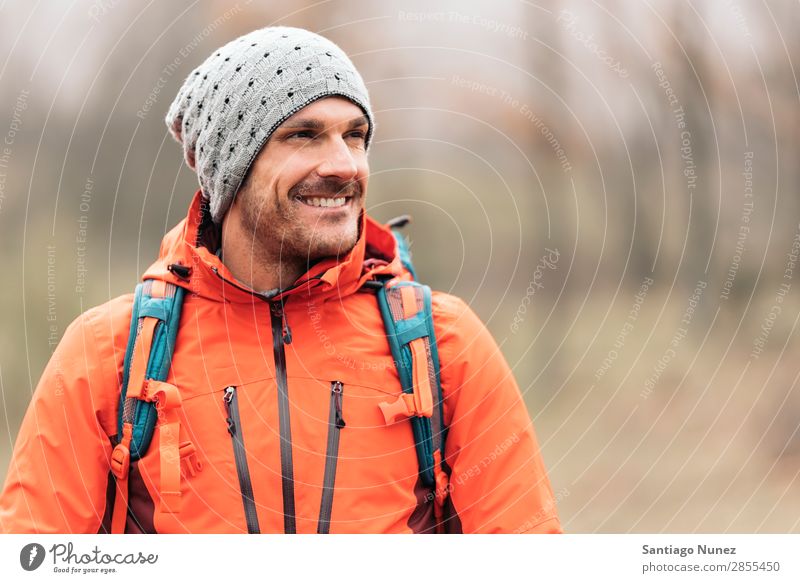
[{"left": 0, "top": 26, "right": 560, "bottom": 534}]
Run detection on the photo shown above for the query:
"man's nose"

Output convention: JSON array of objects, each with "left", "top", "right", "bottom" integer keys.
[{"left": 316, "top": 136, "right": 359, "bottom": 180}]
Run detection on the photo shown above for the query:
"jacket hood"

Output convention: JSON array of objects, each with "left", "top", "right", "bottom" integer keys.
[{"left": 142, "top": 190, "right": 408, "bottom": 303}]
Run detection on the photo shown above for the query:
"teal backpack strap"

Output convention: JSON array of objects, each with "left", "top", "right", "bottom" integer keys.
[
  {"left": 117, "top": 279, "right": 185, "bottom": 459},
  {"left": 377, "top": 281, "right": 446, "bottom": 485},
  {"left": 376, "top": 223, "right": 450, "bottom": 528},
  {"left": 110, "top": 278, "right": 185, "bottom": 533}
]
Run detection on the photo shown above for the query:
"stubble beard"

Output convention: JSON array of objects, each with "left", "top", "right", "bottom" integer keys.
[{"left": 238, "top": 177, "right": 363, "bottom": 271}]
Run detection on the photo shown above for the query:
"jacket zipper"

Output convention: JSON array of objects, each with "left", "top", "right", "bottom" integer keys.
[
  {"left": 270, "top": 301, "right": 296, "bottom": 534},
  {"left": 212, "top": 267, "right": 317, "bottom": 534},
  {"left": 223, "top": 386, "right": 260, "bottom": 534},
  {"left": 317, "top": 381, "right": 346, "bottom": 534}
]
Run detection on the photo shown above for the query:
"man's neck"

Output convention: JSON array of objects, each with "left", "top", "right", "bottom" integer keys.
[{"left": 220, "top": 220, "right": 306, "bottom": 293}]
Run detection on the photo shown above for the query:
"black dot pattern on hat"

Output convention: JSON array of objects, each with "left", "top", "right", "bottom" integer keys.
[{"left": 165, "top": 25, "right": 375, "bottom": 223}]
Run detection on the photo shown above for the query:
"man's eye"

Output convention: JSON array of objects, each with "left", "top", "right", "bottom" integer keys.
[
  {"left": 347, "top": 131, "right": 366, "bottom": 141},
  {"left": 289, "top": 131, "right": 315, "bottom": 139}
]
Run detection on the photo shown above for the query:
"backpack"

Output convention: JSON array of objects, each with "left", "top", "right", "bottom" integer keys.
[{"left": 109, "top": 221, "right": 450, "bottom": 533}]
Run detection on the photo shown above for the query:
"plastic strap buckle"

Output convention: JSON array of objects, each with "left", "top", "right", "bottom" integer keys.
[
  {"left": 110, "top": 423, "right": 133, "bottom": 481},
  {"left": 379, "top": 393, "right": 423, "bottom": 425},
  {"left": 110, "top": 443, "right": 130, "bottom": 481}
]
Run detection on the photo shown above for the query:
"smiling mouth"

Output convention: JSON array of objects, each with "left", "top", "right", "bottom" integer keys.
[{"left": 294, "top": 195, "right": 352, "bottom": 209}]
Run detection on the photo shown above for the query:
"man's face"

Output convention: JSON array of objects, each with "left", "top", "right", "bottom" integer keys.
[{"left": 228, "top": 96, "right": 370, "bottom": 267}]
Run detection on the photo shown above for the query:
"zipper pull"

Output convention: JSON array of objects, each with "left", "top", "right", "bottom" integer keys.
[
  {"left": 271, "top": 302, "right": 293, "bottom": 344},
  {"left": 332, "top": 381, "right": 346, "bottom": 429},
  {"left": 224, "top": 386, "right": 236, "bottom": 435},
  {"left": 282, "top": 313, "right": 293, "bottom": 345}
]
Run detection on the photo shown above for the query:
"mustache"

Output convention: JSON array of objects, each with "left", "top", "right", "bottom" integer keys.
[{"left": 290, "top": 177, "right": 361, "bottom": 199}]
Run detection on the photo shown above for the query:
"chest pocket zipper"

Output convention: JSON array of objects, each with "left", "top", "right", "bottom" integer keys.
[
  {"left": 224, "top": 386, "right": 260, "bottom": 534},
  {"left": 317, "top": 380, "right": 346, "bottom": 534}
]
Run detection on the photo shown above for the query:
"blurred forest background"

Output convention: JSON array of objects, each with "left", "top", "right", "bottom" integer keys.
[{"left": 1, "top": 0, "right": 798, "bottom": 532}]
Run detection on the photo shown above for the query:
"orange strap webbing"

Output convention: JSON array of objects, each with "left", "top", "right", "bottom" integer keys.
[
  {"left": 147, "top": 380, "right": 183, "bottom": 515},
  {"left": 110, "top": 423, "right": 133, "bottom": 534}
]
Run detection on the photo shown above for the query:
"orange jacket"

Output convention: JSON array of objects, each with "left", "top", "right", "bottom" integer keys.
[{"left": 0, "top": 191, "right": 561, "bottom": 534}]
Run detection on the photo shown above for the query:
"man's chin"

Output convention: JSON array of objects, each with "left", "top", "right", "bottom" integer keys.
[
  {"left": 309, "top": 243, "right": 357, "bottom": 262},
  {"left": 303, "top": 233, "right": 359, "bottom": 263}
]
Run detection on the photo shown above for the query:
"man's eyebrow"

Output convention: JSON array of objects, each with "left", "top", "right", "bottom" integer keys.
[
  {"left": 278, "top": 115, "right": 369, "bottom": 131},
  {"left": 346, "top": 115, "right": 369, "bottom": 129},
  {"left": 279, "top": 118, "right": 324, "bottom": 131}
]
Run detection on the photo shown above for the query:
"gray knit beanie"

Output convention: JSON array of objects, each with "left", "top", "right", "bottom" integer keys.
[{"left": 165, "top": 26, "right": 374, "bottom": 224}]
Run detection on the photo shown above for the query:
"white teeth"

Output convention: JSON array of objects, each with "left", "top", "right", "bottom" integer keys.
[{"left": 301, "top": 197, "right": 347, "bottom": 208}]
